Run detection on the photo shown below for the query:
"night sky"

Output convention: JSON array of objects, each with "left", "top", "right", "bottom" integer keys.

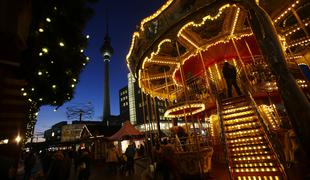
[{"left": 35, "top": 0, "right": 165, "bottom": 134}]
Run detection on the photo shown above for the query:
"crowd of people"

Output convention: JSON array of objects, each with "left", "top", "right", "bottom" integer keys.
[
  {"left": 9, "top": 140, "right": 146, "bottom": 180},
  {"left": 11, "top": 147, "right": 91, "bottom": 180}
]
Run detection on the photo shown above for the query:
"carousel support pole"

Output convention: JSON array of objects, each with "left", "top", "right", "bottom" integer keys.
[
  {"left": 244, "top": 40, "right": 256, "bottom": 64},
  {"left": 234, "top": 0, "right": 310, "bottom": 156},
  {"left": 152, "top": 96, "right": 161, "bottom": 139},
  {"left": 146, "top": 73, "right": 157, "bottom": 138},
  {"left": 177, "top": 43, "right": 204, "bottom": 178},
  {"left": 141, "top": 89, "right": 151, "bottom": 160},
  {"left": 146, "top": 95, "right": 155, "bottom": 151},
  {"left": 150, "top": 97, "right": 158, "bottom": 138},
  {"left": 176, "top": 41, "right": 190, "bottom": 134},
  {"left": 231, "top": 37, "right": 253, "bottom": 91},
  {"left": 145, "top": 71, "right": 154, "bottom": 147},
  {"left": 198, "top": 51, "right": 211, "bottom": 95}
]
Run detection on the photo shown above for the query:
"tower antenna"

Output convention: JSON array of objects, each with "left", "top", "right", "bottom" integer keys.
[{"left": 105, "top": 9, "right": 109, "bottom": 36}]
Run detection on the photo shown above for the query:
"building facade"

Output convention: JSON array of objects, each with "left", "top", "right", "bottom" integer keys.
[
  {"left": 44, "top": 121, "right": 67, "bottom": 142},
  {"left": 119, "top": 73, "right": 169, "bottom": 128},
  {"left": 119, "top": 86, "right": 129, "bottom": 121}
]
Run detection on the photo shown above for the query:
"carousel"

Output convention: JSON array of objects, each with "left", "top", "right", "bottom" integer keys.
[{"left": 126, "top": 0, "right": 310, "bottom": 179}]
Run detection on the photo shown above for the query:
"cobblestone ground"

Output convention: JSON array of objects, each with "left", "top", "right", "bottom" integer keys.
[{"left": 69, "top": 158, "right": 150, "bottom": 180}]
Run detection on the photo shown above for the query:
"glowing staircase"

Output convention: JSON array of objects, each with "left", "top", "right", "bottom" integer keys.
[{"left": 221, "top": 96, "right": 286, "bottom": 180}]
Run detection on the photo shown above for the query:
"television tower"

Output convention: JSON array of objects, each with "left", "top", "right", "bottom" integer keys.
[{"left": 100, "top": 19, "right": 113, "bottom": 124}]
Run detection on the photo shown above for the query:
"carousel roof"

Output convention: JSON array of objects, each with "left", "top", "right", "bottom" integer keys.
[{"left": 126, "top": 0, "right": 310, "bottom": 100}]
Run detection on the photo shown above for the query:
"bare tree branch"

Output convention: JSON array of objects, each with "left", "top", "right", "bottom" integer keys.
[{"left": 66, "top": 102, "right": 94, "bottom": 121}]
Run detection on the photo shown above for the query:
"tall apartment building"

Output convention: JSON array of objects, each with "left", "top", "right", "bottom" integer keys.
[{"left": 119, "top": 73, "right": 168, "bottom": 127}]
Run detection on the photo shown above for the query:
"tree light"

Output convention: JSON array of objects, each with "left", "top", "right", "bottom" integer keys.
[
  {"left": 86, "top": 35, "right": 90, "bottom": 39},
  {"left": 52, "top": 85, "right": 56, "bottom": 89},
  {"left": 71, "top": 84, "right": 75, "bottom": 88},
  {"left": 59, "top": 42, "right": 65, "bottom": 47},
  {"left": 46, "top": 18, "right": 51, "bottom": 22},
  {"left": 80, "top": 49, "right": 84, "bottom": 53},
  {"left": 39, "top": 28, "right": 44, "bottom": 32},
  {"left": 39, "top": 52, "right": 43, "bottom": 56},
  {"left": 15, "top": 135, "right": 21, "bottom": 143},
  {"left": 38, "top": 71, "right": 42, "bottom": 76},
  {"left": 23, "top": 92, "right": 27, "bottom": 96},
  {"left": 86, "top": 57, "right": 90, "bottom": 61},
  {"left": 42, "top": 48, "right": 48, "bottom": 53},
  {"left": 0, "top": 139, "right": 9, "bottom": 144}
]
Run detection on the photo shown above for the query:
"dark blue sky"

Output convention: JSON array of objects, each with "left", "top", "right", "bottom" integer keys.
[{"left": 35, "top": 0, "right": 165, "bottom": 134}]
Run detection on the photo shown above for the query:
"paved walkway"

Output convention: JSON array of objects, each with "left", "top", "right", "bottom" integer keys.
[{"left": 69, "top": 157, "right": 151, "bottom": 180}]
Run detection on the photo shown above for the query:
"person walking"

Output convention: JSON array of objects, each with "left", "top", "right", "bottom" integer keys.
[
  {"left": 106, "top": 144, "right": 118, "bottom": 175},
  {"left": 23, "top": 152, "right": 36, "bottom": 180},
  {"left": 125, "top": 141, "right": 136, "bottom": 175},
  {"left": 222, "top": 61, "right": 242, "bottom": 98},
  {"left": 77, "top": 150, "right": 91, "bottom": 180}
]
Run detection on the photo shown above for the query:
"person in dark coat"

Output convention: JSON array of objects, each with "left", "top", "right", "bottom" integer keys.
[
  {"left": 77, "top": 150, "right": 91, "bottom": 180},
  {"left": 222, "top": 61, "right": 242, "bottom": 97},
  {"left": 46, "top": 151, "right": 69, "bottom": 180},
  {"left": 23, "top": 152, "right": 36, "bottom": 180},
  {"left": 125, "top": 141, "right": 136, "bottom": 175}
]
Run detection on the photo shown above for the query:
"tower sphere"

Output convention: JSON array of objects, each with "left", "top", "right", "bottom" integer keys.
[{"left": 100, "top": 35, "right": 113, "bottom": 61}]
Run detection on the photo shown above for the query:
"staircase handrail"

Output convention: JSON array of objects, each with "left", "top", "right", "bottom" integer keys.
[
  {"left": 247, "top": 91, "right": 288, "bottom": 179},
  {"left": 216, "top": 97, "right": 233, "bottom": 180}
]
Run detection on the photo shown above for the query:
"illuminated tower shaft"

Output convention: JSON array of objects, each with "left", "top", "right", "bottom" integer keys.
[
  {"left": 100, "top": 30, "right": 113, "bottom": 123},
  {"left": 103, "top": 59, "right": 110, "bottom": 121}
]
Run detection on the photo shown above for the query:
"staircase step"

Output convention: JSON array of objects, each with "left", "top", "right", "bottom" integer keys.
[
  {"left": 227, "top": 136, "right": 264, "bottom": 144},
  {"left": 232, "top": 171, "right": 283, "bottom": 179},
  {"left": 229, "top": 141, "right": 267, "bottom": 149},
  {"left": 222, "top": 106, "right": 252, "bottom": 115},
  {"left": 223, "top": 101, "right": 249, "bottom": 110},
  {"left": 222, "top": 95, "right": 246, "bottom": 104},
  {"left": 223, "top": 111, "right": 256, "bottom": 120},
  {"left": 224, "top": 116, "right": 258, "bottom": 126},
  {"left": 225, "top": 125, "right": 260, "bottom": 133},
  {"left": 225, "top": 122, "right": 259, "bottom": 131},
  {"left": 230, "top": 150, "right": 270, "bottom": 158},
  {"left": 234, "top": 162, "right": 278, "bottom": 168},
  {"left": 230, "top": 144, "right": 269, "bottom": 152},
  {"left": 226, "top": 130, "right": 262, "bottom": 139},
  {"left": 228, "top": 141, "right": 266, "bottom": 148},
  {"left": 232, "top": 155, "right": 275, "bottom": 163}
]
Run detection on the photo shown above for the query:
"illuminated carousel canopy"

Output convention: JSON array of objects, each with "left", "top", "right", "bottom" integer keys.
[
  {"left": 164, "top": 102, "right": 205, "bottom": 118},
  {"left": 126, "top": 0, "right": 309, "bottom": 100}
]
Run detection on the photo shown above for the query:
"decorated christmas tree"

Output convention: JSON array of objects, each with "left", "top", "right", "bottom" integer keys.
[{"left": 20, "top": 0, "right": 97, "bottom": 141}]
